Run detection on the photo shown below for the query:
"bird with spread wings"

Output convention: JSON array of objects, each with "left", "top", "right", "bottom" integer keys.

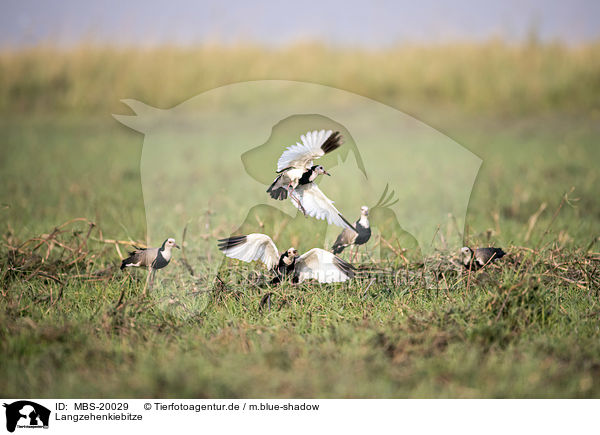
[
  {"left": 266, "top": 129, "right": 357, "bottom": 232},
  {"left": 218, "top": 233, "right": 355, "bottom": 284}
]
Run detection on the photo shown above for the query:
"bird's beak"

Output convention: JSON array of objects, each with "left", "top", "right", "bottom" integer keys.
[
  {"left": 324, "top": 171, "right": 331, "bottom": 176},
  {"left": 175, "top": 244, "right": 181, "bottom": 249}
]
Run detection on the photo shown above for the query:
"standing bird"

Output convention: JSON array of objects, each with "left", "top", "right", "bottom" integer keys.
[
  {"left": 218, "top": 233, "right": 355, "bottom": 284},
  {"left": 460, "top": 246, "right": 506, "bottom": 270},
  {"left": 121, "top": 237, "right": 180, "bottom": 295},
  {"left": 267, "top": 130, "right": 356, "bottom": 231},
  {"left": 332, "top": 206, "right": 371, "bottom": 261}
]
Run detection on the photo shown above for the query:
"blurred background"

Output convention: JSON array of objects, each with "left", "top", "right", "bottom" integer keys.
[
  {"left": 1, "top": 0, "right": 599, "bottom": 245},
  {"left": 3, "top": 0, "right": 600, "bottom": 46}
]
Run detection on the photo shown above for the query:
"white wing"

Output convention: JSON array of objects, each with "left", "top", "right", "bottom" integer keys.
[
  {"left": 277, "top": 130, "right": 340, "bottom": 171},
  {"left": 217, "top": 233, "right": 279, "bottom": 270},
  {"left": 292, "top": 183, "right": 356, "bottom": 231},
  {"left": 295, "top": 248, "right": 355, "bottom": 283}
]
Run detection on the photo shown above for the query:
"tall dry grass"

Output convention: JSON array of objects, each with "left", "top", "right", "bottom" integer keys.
[{"left": 1, "top": 40, "right": 599, "bottom": 115}]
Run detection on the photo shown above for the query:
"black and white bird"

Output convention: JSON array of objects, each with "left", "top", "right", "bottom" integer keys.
[
  {"left": 460, "top": 246, "right": 506, "bottom": 270},
  {"left": 332, "top": 206, "right": 371, "bottom": 259},
  {"left": 267, "top": 130, "right": 355, "bottom": 231},
  {"left": 217, "top": 233, "right": 355, "bottom": 284},
  {"left": 121, "top": 237, "right": 180, "bottom": 294}
]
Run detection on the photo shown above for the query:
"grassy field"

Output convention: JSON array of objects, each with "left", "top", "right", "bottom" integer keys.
[
  {"left": 1, "top": 42, "right": 599, "bottom": 398},
  {"left": 1, "top": 41, "right": 600, "bottom": 116}
]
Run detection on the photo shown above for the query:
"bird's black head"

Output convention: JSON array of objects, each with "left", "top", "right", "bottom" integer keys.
[
  {"left": 311, "top": 165, "right": 330, "bottom": 176},
  {"left": 280, "top": 247, "right": 299, "bottom": 266}
]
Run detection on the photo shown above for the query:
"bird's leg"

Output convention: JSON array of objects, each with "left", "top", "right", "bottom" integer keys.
[
  {"left": 142, "top": 268, "right": 152, "bottom": 297},
  {"left": 364, "top": 244, "right": 372, "bottom": 263},
  {"left": 287, "top": 185, "right": 305, "bottom": 213},
  {"left": 360, "top": 245, "right": 370, "bottom": 264},
  {"left": 356, "top": 247, "right": 362, "bottom": 264},
  {"left": 286, "top": 185, "right": 307, "bottom": 215},
  {"left": 150, "top": 268, "right": 157, "bottom": 289},
  {"left": 145, "top": 268, "right": 157, "bottom": 296}
]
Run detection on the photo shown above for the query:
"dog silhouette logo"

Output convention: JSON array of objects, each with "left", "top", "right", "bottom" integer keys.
[
  {"left": 113, "top": 80, "right": 481, "bottom": 257},
  {"left": 113, "top": 80, "right": 481, "bottom": 306},
  {"left": 3, "top": 401, "right": 50, "bottom": 432}
]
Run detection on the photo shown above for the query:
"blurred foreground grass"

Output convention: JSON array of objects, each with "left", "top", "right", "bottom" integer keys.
[{"left": 0, "top": 42, "right": 599, "bottom": 397}]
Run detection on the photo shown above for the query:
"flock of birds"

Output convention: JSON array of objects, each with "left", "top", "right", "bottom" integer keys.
[{"left": 120, "top": 129, "right": 506, "bottom": 294}]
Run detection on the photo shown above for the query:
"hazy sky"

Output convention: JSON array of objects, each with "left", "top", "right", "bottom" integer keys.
[{"left": 2, "top": 0, "right": 599, "bottom": 47}]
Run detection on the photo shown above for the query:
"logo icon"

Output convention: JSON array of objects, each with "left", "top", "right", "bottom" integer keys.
[{"left": 3, "top": 401, "right": 50, "bottom": 433}]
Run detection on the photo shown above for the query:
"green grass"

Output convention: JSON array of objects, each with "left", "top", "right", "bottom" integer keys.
[
  {"left": 1, "top": 42, "right": 600, "bottom": 398},
  {"left": 1, "top": 239, "right": 599, "bottom": 398}
]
